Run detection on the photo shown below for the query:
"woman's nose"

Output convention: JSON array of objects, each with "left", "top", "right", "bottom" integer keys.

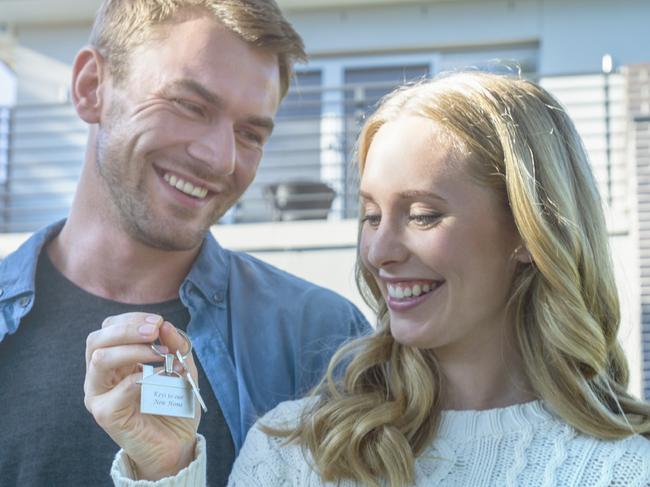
[{"left": 362, "top": 221, "right": 409, "bottom": 270}]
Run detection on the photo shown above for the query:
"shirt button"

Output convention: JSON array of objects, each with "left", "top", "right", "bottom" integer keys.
[
  {"left": 19, "top": 296, "right": 30, "bottom": 307},
  {"left": 0, "top": 288, "right": 4, "bottom": 297},
  {"left": 213, "top": 292, "right": 224, "bottom": 304}
]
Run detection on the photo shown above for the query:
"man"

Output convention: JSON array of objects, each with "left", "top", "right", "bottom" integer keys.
[{"left": 0, "top": 1, "right": 370, "bottom": 486}]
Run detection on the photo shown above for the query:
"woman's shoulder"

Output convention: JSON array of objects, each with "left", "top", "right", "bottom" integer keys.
[
  {"left": 602, "top": 432, "right": 650, "bottom": 462},
  {"left": 229, "top": 398, "right": 319, "bottom": 485},
  {"left": 563, "top": 429, "right": 650, "bottom": 485},
  {"left": 241, "top": 396, "right": 318, "bottom": 459},
  {"left": 566, "top": 425, "right": 650, "bottom": 454},
  {"left": 256, "top": 396, "right": 318, "bottom": 428}
]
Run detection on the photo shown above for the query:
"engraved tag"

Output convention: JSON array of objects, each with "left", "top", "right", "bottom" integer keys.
[{"left": 140, "top": 365, "right": 195, "bottom": 418}]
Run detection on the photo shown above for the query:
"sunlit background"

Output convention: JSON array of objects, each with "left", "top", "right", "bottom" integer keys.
[{"left": 1, "top": 0, "right": 648, "bottom": 400}]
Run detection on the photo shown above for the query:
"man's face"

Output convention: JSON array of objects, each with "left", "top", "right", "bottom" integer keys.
[{"left": 95, "top": 15, "right": 281, "bottom": 250}]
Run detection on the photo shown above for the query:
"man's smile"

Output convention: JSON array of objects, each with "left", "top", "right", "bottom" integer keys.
[{"left": 163, "top": 172, "right": 209, "bottom": 199}]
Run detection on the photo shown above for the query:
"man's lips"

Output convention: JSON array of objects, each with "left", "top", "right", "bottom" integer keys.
[
  {"left": 153, "top": 165, "right": 227, "bottom": 201},
  {"left": 162, "top": 172, "right": 209, "bottom": 199}
]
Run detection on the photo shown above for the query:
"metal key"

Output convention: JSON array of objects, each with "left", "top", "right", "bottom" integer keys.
[{"left": 176, "top": 350, "right": 208, "bottom": 413}]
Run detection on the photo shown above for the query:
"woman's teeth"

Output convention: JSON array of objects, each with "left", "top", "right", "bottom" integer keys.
[
  {"left": 387, "top": 282, "right": 438, "bottom": 299},
  {"left": 163, "top": 173, "right": 208, "bottom": 199}
]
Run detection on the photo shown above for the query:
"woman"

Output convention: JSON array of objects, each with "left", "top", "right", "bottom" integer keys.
[{"left": 108, "top": 72, "right": 650, "bottom": 486}]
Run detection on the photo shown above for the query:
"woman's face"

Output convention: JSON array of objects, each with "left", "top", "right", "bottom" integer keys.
[{"left": 359, "top": 116, "right": 525, "bottom": 360}]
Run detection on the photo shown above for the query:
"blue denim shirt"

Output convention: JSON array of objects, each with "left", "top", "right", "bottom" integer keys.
[{"left": 0, "top": 220, "right": 371, "bottom": 453}]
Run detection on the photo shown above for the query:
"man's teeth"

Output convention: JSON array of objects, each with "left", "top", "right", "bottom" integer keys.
[
  {"left": 163, "top": 173, "right": 208, "bottom": 199},
  {"left": 387, "top": 282, "right": 436, "bottom": 299}
]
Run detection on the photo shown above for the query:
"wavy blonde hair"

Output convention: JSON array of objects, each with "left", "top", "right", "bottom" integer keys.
[
  {"left": 89, "top": 0, "right": 306, "bottom": 97},
  {"left": 265, "top": 72, "right": 650, "bottom": 487}
]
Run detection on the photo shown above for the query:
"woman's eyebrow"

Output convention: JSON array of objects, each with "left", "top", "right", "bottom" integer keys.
[
  {"left": 359, "top": 190, "right": 374, "bottom": 202},
  {"left": 396, "top": 190, "right": 447, "bottom": 202},
  {"left": 359, "top": 189, "right": 447, "bottom": 202}
]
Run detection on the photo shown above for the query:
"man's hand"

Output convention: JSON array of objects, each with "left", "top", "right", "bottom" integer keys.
[{"left": 84, "top": 312, "right": 200, "bottom": 480}]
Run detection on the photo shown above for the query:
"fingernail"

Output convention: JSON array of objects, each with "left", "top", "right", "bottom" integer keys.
[
  {"left": 138, "top": 324, "right": 156, "bottom": 337},
  {"left": 145, "top": 315, "right": 160, "bottom": 324},
  {"left": 157, "top": 345, "right": 169, "bottom": 354}
]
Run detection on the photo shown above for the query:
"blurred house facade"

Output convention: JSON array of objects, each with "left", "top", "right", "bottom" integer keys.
[{"left": 1, "top": 0, "right": 649, "bottom": 399}]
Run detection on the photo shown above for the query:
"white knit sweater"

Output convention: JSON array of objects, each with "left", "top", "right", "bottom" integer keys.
[{"left": 112, "top": 398, "right": 650, "bottom": 486}]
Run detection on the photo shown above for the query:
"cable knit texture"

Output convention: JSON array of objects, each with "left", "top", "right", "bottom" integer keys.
[
  {"left": 228, "top": 398, "right": 650, "bottom": 487},
  {"left": 111, "top": 435, "right": 206, "bottom": 487}
]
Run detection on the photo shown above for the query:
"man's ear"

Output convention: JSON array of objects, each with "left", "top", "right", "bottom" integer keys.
[{"left": 71, "top": 47, "right": 106, "bottom": 124}]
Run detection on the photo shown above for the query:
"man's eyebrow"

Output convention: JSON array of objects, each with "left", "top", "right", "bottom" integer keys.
[
  {"left": 168, "top": 79, "right": 275, "bottom": 134},
  {"left": 170, "top": 79, "right": 224, "bottom": 108}
]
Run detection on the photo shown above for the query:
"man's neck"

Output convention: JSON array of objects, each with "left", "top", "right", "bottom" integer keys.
[{"left": 46, "top": 217, "right": 201, "bottom": 304}]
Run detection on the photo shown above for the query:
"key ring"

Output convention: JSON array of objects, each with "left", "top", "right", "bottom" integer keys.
[
  {"left": 150, "top": 329, "right": 192, "bottom": 361},
  {"left": 150, "top": 329, "right": 192, "bottom": 376}
]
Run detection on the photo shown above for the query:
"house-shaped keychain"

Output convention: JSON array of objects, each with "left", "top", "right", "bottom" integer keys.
[{"left": 140, "top": 364, "right": 195, "bottom": 418}]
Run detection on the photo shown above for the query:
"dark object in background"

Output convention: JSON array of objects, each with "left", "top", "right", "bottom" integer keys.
[{"left": 265, "top": 181, "right": 336, "bottom": 221}]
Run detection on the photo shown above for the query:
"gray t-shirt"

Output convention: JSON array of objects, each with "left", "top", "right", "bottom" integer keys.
[{"left": 0, "top": 251, "right": 235, "bottom": 486}]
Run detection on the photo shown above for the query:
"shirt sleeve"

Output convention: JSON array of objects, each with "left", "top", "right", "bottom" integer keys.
[
  {"left": 110, "top": 435, "right": 207, "bottom": 487},
  {"left": 294, "top": 288, "right": 372, "bottom": 395}
]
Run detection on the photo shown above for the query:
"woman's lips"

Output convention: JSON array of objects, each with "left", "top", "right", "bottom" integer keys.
[{"left": 385, "top": 280, "right": 444, "bottom": 311}]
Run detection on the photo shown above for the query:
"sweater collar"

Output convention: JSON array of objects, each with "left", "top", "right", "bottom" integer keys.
[{"left": 437, "top": 401, "right": 554, "bottom": 439}]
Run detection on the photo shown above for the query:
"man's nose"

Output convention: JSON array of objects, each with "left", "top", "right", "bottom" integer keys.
[{"left": 186, "top": 121, "right": 236, "bottom": 176}]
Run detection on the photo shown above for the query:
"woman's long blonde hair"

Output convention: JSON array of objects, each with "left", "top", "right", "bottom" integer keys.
[{"left": 265, "top": 72, "right": 650, "bottom": 487}]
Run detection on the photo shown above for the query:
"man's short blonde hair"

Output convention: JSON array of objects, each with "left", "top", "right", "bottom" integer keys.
[{"left": 89, "top": 0, "right": 306, "bottom": 98}]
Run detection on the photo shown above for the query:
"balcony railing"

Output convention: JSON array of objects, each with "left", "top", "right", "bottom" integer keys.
[{"left": 0, "top": 72, "right": 630, "bottom": 233}]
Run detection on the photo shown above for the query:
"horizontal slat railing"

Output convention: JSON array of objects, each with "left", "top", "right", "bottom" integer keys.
[{"left": 0, "top": 72, "right": 631, "bottom": 232}]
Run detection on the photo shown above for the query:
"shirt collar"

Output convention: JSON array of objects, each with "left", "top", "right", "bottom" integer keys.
[
  {"left": 183, "top": 230, "right": 230, "bottom": 308},
  {"left": 0, "top": 219, "right": 65, "bottom": 302},
  {"left": 0, "top": 220, "right": 230, "bottom": 307}
]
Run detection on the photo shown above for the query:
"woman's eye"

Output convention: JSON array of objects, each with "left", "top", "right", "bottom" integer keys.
[
  {"left": 361, "top": 213, "right": 381, "bottom": 227},
  {"left": 408, "top": 213, "right": 440, "bottom": 227}
]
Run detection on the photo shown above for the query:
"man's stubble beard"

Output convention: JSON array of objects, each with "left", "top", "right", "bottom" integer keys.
[{"left": 93, "top": 120, "right": 227, "bottom": 252}]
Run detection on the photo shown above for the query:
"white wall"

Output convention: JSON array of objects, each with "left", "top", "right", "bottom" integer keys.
[
  {"left": 1, "top": 0, "right": 648, "bottom": 103},
  {"left": 290, "top": 1, "right": 540, "bottom": 58},
  {"left": 287, "top": 0, "right": 649, "bottom": 75},
  {"left": 538, "top": 0, "right": 650, "bottom": 74},
  {"left": 12, "top": 24, "right": 89, "bottom": 103}
]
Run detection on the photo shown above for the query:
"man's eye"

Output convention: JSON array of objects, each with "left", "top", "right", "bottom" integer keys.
[
  {"left": 408, "top": 213, "right": 440, "bottom": 227},
  {"left": 361, "top": 214, "right": 381, "bottom": 227},
  {"left": 237, "top": 129, "right": 264, "bottom": 147},
  {"left": 173, "top": 99, "right": 205, "bottom": 117}
]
